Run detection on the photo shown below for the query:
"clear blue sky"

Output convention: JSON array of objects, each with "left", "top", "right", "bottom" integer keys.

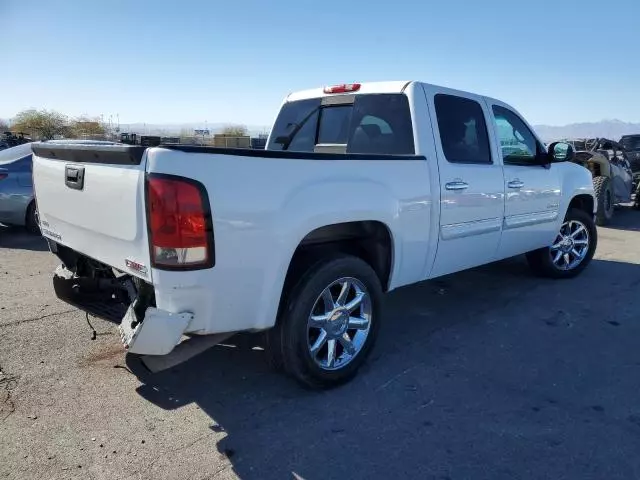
[{"left": 2, "top": 0, "right": 639, "bottom": 127}]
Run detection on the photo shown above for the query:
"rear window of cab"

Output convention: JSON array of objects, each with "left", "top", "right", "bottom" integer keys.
[{"left": 267, "top": 94, "right": 415, "bottom": 155}]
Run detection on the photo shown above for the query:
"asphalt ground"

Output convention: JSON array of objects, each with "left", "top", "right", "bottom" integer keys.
[{"left": 1, "top": 207, "right": 640, "bottom": 480}]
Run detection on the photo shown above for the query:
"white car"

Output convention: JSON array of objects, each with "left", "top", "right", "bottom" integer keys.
[{"left": 32, "top": 81, "right": 596, "bottom": 388}]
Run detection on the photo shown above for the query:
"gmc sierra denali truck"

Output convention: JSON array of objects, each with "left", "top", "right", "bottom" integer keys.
[{"left": 31, "top": 81, "right": 597, "bottom": 388}]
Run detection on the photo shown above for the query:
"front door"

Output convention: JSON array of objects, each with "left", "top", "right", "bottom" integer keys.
[
  {"left": 488, "top": 102, "right": 562, "bottom": 260},
  {"left": 423, "top": 87, "right": 505, "bottom": 278}
]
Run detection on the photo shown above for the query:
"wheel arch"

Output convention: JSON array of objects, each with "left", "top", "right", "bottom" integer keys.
[
  {"left": 568, "top": 193, "right": 595, "bottom": 218},
  {"left": 276, "top": 220, "right": 395, "bottom": 321}
]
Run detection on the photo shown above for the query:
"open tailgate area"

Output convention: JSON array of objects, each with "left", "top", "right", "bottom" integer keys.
[{"left": 32, "top": 142, "right": 153, "bottom": 281}]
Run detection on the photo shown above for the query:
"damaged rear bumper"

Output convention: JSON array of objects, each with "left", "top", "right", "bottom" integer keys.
[{"left": 52, "top": 264, "right": 192, "bottom": 355}]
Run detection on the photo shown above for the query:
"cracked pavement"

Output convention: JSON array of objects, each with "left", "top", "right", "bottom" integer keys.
[{"left": 2, "top": 207, "right": 640, "bottom": 480}]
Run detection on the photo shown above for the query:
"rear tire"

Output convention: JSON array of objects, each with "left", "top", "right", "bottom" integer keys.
[
  {"left": 593, "top": 176, "right": 614, "bottom": 225},
  {"left": 526, "top": 208, "right": 597, "bottom": 279},
  {"left": 274, "top": 254, "right": 382, "bottom": 389},
  {"left": 25, "top": 201, "right": 40, "bottom": 235}
]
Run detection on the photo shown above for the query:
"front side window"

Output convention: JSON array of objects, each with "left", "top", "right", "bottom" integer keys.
[
  {"left": 434, "top": 94, "right": 492, "bottom": 164},
  {"left": 492, "top": 105, "right": 540, "bottom": 165}
]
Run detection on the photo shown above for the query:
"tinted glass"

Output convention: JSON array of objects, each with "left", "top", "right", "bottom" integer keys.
[
  {"left": 317, "top": 106, "right": 351, "bottom": 144},
  {"left": 267, "top": 98, "right": 320, "bottom": 152},
  {"left": 434, "top": 94, "right": 491, "bottom": 164},
  {"left": 347, "top": 94, "right": 414, "bottom": 155},
  {"left": 492, "top": 106, "right": 539, "bottom": 165},
  {"left": 267, "top": 94, "right": 415, "bottom": 155}
]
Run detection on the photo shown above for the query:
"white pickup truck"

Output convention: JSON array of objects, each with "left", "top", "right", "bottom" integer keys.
[{"left": 32, "top": 81, "right": 597, "bottom": 388}]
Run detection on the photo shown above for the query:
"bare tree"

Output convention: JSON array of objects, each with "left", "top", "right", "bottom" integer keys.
[
  {"left": 221, "top": 124, "right": 249, "bottom": 136},
  {"left": 0, "top": 119, "right": 9, "bottom": 132},
  {"left": 68, "top": 116, "right": 106, "bottom": 138},
  {"left": 11, "top": 109, "right": 69, "bottom": 140}
]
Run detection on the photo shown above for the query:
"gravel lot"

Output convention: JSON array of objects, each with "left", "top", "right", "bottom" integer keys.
[{"left": 2, "top": 208, "right": 640, "bottom": 480}]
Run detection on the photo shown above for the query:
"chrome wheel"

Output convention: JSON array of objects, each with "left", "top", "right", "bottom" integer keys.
[
  {"left": 550, "top": 220, "right": 590, "bottom": 271},
  {"left": 307, "top": 277, "right": 372, "bottom": 371}
]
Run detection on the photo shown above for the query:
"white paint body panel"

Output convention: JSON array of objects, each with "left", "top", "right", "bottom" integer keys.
[
  {"left": 144, "top": 146, "right": 434, "bottom": 334},
  {"left": 32, "top": 80, "right": 595, "bottom": 355}
]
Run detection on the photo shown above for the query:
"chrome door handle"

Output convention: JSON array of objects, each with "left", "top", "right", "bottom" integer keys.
[
  {"left": 507, "top": 180, "right": 524, "bottom": 189},
  {"left": 445, "top": 181, "right": 469, "bottom": 191}
]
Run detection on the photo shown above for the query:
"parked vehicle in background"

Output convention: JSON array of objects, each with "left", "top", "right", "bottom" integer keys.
[
  {"left": 0, "top": 132, "right": 31, "bottom": 151},
  {"left": 620, "top": 134, "right": 640, "bottom": 209},
  {"left": 0, "top": 143, "right": 38, "bottom": 233},
  {"left": 565, "top": 138, "right": 634, "bottom": 224},
  {"left": 32, "top": 81, "right": 597, "bottom": 388},
  {"left": 620, "top": 134, "right": 640, "bottom": 172}
]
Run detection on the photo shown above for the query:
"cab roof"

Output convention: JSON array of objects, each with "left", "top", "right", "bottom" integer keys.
[
  {"left": 286, "top": 80, "right": 505, "bottom": 107},
  {"left": 286, "top": 81, "right": 412, "bottom": 102}
]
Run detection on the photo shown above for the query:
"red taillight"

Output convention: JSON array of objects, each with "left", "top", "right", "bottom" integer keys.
[
  {"left": 146, "top": 175, "right": 214, "bottom": 270},
  {"left": 0, "top": 173, "right": 7, "bottom": 181},
  {"left": 323, "top": 83, "right": 361, "bottom": 94}
]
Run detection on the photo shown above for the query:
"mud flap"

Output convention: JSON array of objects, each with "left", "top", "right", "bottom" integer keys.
[{"left": 118, "top": 306, "right": 193, "bottom": 355}]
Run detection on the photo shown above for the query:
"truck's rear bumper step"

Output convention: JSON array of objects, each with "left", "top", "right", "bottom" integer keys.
[{"left": 52, "top": 266, "right": 131, "bottom": 323}]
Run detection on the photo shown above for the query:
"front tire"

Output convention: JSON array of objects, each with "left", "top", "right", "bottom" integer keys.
[
  {"left": 275, "top": 255, "right": 383, "bottom": 389},
  {"left": 526, "top": 208, "right": 597, "bottom": 279},
  {"left": 593, "top": 176, "right": 614, "bottom": 225}
]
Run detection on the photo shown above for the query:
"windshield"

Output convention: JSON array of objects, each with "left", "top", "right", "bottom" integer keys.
[
  {"left": 621, "top": 135, "right": 640, "bottom": 151},
  {"left": 267, "top": 94, "right": 415, "bottom": 155}
]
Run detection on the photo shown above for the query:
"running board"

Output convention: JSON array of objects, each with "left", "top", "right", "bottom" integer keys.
[{"left": 140, "top": 333, "right": 235, "bottom": 373}]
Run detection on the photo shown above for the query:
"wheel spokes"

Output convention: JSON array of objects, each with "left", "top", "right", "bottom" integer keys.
[
  {"left": 335, "top": 281, "right": 350, "bottom": 306},
  {"left": 310, "top": 330, "right": 327, "bottom": 356},
  {"left": 321, "top": 288, "right": 335, "bottom": 311},
  {"left": 571, "top": 225, "right": 586, "bottom": 239},
  {"left": 344, "top": 291, "right": 364, "bottom": 313},
  {"left": 309, "top": 314, "right": 328, "bottom": 328},
  {"left": 348, "top": 316, "right": 369, "bottom": 330},
  {"left": 339, "top": 333, "right": 356, "bottom": 355},
  {"left": 307, "top": 277, "right": 372, "bottom": 371},
  {"left": 326, "top": 339, "right": 337, "bottom": 368}
]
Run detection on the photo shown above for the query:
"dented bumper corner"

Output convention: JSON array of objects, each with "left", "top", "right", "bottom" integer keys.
[{"left": 118, "top": 305, "right": 193, "bottom": 355}]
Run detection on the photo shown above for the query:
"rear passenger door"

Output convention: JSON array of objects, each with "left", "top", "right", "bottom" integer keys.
[{"left": 424, "top": 88, "right": 505, "bottom": 278}]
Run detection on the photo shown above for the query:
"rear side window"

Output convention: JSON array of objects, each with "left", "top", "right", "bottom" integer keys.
[
  {"left": 267, "top": 94, "right": 415, "bottom": 155},
  {"left": 434, "top": 94, "right": 492, "bottom": 164}
]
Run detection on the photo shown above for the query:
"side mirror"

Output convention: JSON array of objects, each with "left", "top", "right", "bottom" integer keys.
[{"left": 547, "top": 141, "right": 575, "bottom": 163}]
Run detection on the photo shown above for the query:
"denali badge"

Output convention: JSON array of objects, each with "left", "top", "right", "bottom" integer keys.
[{"left": 125, "top": 259, "right": 148, "bottom": 276}]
